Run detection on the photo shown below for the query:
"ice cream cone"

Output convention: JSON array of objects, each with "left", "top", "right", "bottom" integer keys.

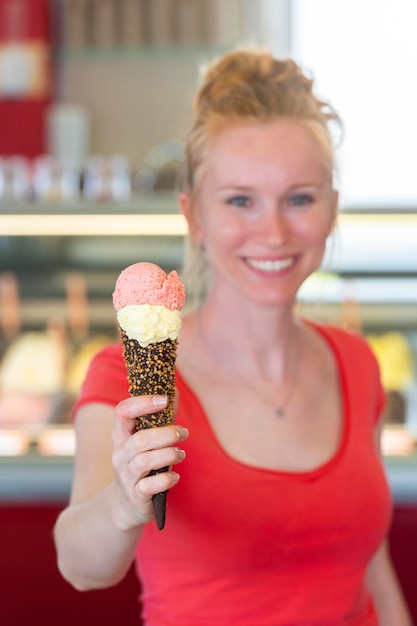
[
  {"left": 119, "top": 329, "right": 178, "bottom": 530},
  {"left": 113, "top": 263, "right": 185, "bottom": 530}
]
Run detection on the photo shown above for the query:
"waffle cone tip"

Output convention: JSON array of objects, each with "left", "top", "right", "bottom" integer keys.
[{"left": 153, "top": 491, "right": 167, "bottom": 530}]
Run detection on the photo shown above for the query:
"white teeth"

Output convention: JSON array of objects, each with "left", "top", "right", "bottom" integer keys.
[{"left": 246, "top": 257, "right": 294, "bottom": 271}]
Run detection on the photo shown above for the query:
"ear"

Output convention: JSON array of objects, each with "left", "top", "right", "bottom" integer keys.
[{"left": 179, "top": 192, "right": 204, "bottom": 246}]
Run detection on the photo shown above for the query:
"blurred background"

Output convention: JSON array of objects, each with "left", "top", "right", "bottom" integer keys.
[{"left": 1, "top": 1, "right": 417, "bottom": 624}]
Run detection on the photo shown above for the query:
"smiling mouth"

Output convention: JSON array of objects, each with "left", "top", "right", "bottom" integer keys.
[{"left": 246, "top": 257, "right": 295, "bottom": 272}]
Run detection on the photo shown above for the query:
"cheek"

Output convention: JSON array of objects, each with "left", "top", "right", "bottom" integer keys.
[
  {"left": 202, "top": 211, "right": 246, "bottom": 251},
  {"left": 297, "top": 211, "right": 334, "bottom": 246}
]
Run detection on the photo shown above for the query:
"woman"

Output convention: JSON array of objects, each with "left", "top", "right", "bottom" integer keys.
[{"left": 54, "top": 48, "right": 412, "bottom": 625}]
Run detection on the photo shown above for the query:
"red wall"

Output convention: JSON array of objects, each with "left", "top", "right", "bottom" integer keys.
[
  {"left": 0, "top": 502, "right": 416, "bottom": 625},
  {"left": 0, "top": 0, "right": 50, "bottom": 39},
  {"left": 1, "top": 503, "right": 141, "bottom": 626},
  {"left": 0, "top": 0, "right": 52, "bottom": 157},
  {"left": 388, "top": 505, "right": 417, "bottom": 616}
]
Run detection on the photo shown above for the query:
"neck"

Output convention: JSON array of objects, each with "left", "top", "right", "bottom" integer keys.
[
  {"left": 195, "top": 296, "right": 302, "bottom": 382},
  {"left": 193, "top": 298, "right": 305, "bottom": 418}
]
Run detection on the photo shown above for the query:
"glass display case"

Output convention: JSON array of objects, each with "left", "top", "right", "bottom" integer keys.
[{"left": 0, "top": 196, "right": 416, "bottom": 503}]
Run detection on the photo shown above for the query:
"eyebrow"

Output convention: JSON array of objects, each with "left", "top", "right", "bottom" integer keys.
[
  {"left": 216, "top": 184, "right": 253, "bottom": 191},
  {"left": 217, "top": 182, "right": 325, "bottom": 192}
]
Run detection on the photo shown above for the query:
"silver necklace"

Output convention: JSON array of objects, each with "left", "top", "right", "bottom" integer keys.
[
  {"left": 272, "top": 359, "right": 300, "bottom": 417},
  {"left": 247, "top": 332, "right": 303, "bottom": 418},
  {"left": 197, "top": 311, "right": 303, "bottom": 418}
]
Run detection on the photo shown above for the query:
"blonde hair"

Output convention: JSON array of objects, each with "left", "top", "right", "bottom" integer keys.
[{"left": 181, "top": 47, "right": 341, "bottom": 303}]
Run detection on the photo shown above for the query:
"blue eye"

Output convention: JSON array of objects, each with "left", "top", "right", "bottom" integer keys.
[
  {"left": 227, "top": 195, "right": 251, "bottom": 207},
  {"left": 289, "top": 194, "right": 314, "bottom": 206}
]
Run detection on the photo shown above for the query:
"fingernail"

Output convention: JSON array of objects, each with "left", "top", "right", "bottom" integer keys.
[
  {"left": 176, "top": 426, "right": 189, "bottom": 438},
  {"left": 170, "top": 471, "right": 180, "bottom": 482},
  {"left": 152, "top": 395, "right": 167, "bottom": 406},
  {"left": 176, "top": 447, "right": 186, "bottom": 459}
]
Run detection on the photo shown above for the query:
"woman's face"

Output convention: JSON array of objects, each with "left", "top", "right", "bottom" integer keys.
[{"left": 185, "top": 119, "right": 338, "bottom": 307}]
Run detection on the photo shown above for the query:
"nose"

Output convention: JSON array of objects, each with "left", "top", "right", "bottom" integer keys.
[{"left": 259, "top": 206, "right": 288, "bottom": 244}]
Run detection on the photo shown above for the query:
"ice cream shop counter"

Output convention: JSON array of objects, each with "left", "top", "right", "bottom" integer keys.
[
  {"left": 0, "top": 425, "right": 417, "bottom": 503},
  {"left": 0, "top": 428, "right": 406, "bottom": 500}
]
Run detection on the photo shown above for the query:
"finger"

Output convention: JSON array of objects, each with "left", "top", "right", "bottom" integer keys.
[
  {"left": 129, "top": 443, "right": 186, "bottom": 477},
  {"left": 113, "top": 395, "right": 168, "bottom": 441},
  {"left": 137, "top": 470, "right": 181, "bottom": 497},
  {"left": 112, "top": 423, "right": 189, "bottom": 478},
  {"left": 132, "top": 423, "right": 189, "bottom": 454}
]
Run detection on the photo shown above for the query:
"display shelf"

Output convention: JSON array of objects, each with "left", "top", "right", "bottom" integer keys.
[
  {"left": 0, "top": 194, "right": 178, "bottom": 215},
  {"left": 0, "top": 195, "right": 187, "bottom": 237},
  {"left": 10, "top": 297, "right": 417, "bottom": 332},
  {"left": 328, "top": 211, "right": 417, "bottom": 273},
  {"left": 0, "top": 447, "right": 74, "bottom": 502},
  {"left": 299, "top": 302, "right": 417, "bottom": 330},
  {"left": 12, "top": 297, "right": 115, "bottom": 330},
  {"left": 61, "top": 43, "right": 233, "bottom": 62}
]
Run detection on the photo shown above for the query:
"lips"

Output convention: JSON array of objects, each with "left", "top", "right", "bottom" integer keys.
[{"left": 245, "top": 257, "right": 295, "bottom": 272}]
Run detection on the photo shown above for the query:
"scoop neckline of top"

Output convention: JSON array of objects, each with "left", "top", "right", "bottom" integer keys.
[{"left": 175, "top": 319, "right": 349, "bottom": 480}]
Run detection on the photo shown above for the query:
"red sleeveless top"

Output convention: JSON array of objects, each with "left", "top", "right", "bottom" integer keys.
[{"left": 74, "top": 322, "right": 391, "bottom": 626}]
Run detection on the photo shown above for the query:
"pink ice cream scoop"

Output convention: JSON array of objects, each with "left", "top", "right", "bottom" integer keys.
[{"left": 112, "top": 262, "right": 185, "bottom": 312}]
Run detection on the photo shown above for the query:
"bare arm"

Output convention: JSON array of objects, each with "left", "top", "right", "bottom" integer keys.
[
  {"left": 366, "top": 540, "right": 413, "bottom": 626},
  {"left": 53, "top": 395, "right": 188, "bottom": 591},
  {"left": 366, "top": 417, "right": 413, "bottom": 625}
]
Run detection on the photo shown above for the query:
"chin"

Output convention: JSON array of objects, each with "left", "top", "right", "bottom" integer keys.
[{"left": 245, "top": 289, "right": 296, "bottom": 308}]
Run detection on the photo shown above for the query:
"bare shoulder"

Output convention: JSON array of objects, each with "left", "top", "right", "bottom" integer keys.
[{"left": 70, "top": 402, "right": 116, "bottom": 505}]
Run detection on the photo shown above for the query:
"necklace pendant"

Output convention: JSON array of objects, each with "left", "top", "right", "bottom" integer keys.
[{"left": 275, "top": 407, "right": 284, "bottom": 417}]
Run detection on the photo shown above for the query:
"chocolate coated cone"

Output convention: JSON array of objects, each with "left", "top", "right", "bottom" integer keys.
[{"left": 120, "top": 328, "right": 177, "bottom": 529}]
